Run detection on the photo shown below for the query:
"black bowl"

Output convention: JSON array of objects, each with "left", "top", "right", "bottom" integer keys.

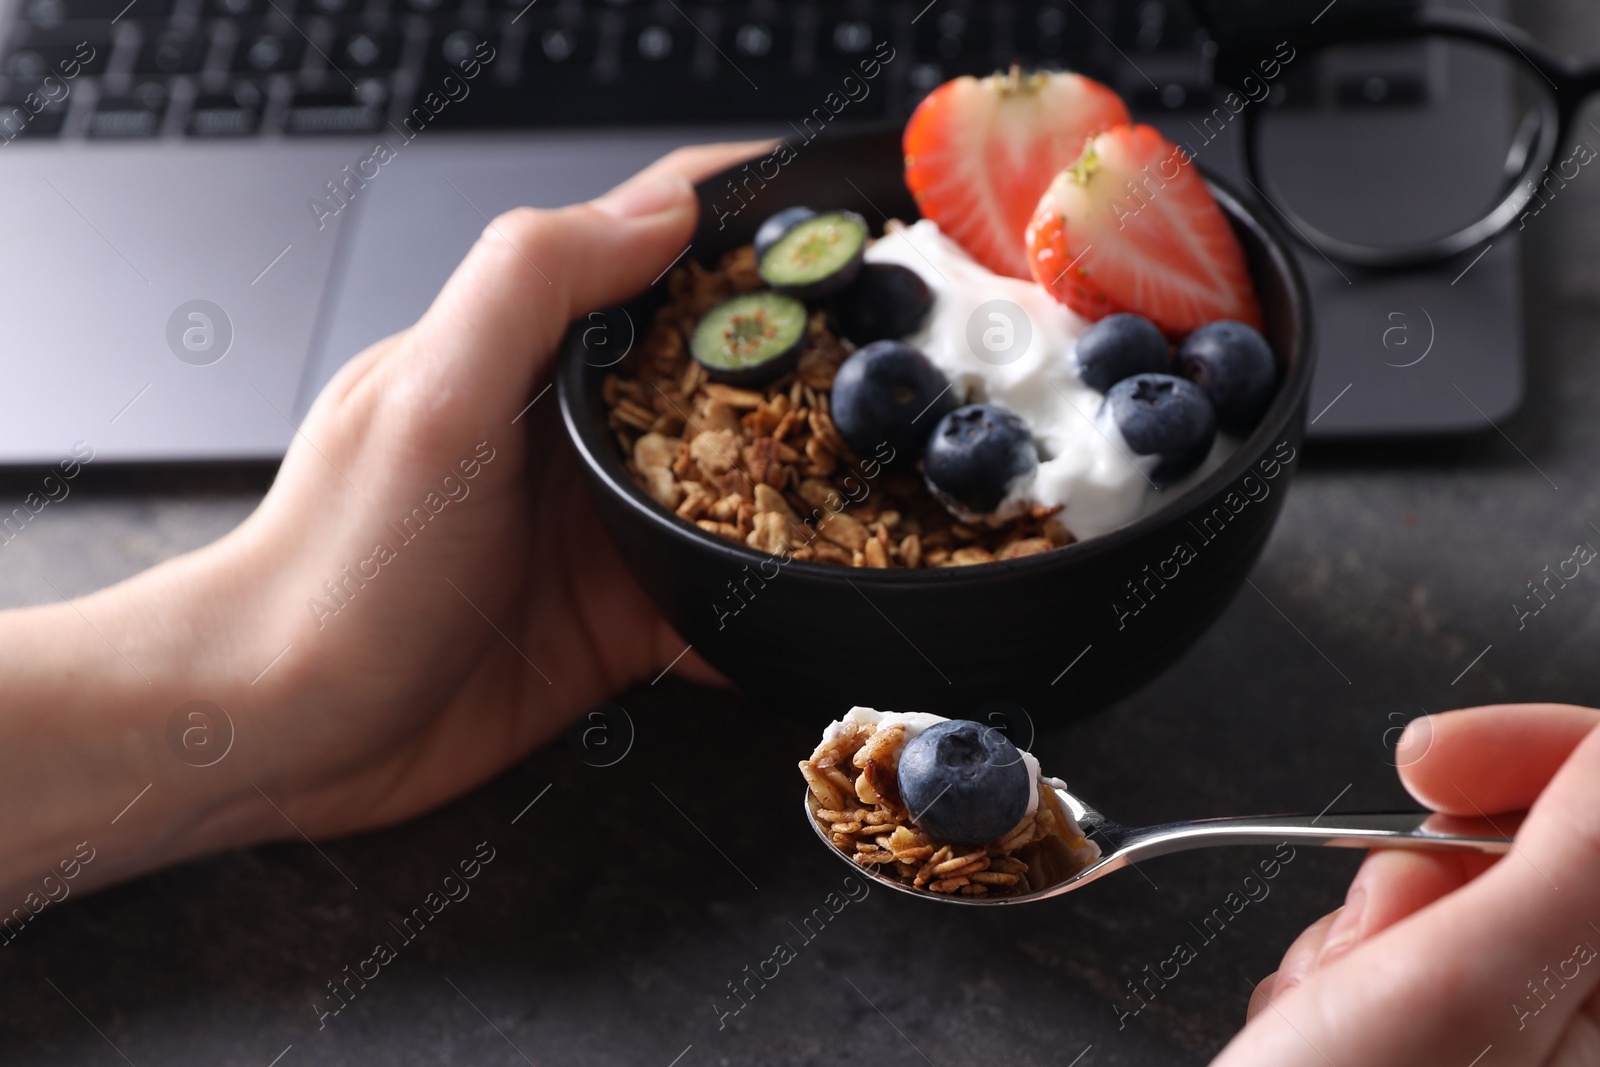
[{"left": 558, "top": 125, "right": 1314, "bottom": 723}]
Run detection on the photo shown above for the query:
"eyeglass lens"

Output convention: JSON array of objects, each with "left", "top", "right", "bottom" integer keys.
[{"left": 1251, "top": 35, "right": 1560, "bottom": 256}]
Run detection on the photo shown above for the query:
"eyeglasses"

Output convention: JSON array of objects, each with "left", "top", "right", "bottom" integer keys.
[{"left": 1220, "top": 8, "right": 1600, "bottom": 270}]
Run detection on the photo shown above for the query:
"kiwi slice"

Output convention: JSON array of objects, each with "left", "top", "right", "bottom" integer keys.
[
  {"left": 756, "top": 210, "right": 868, "bottom": 300},
  {"left": 690, "top": 291, "right": 809, "bottom": 384}
]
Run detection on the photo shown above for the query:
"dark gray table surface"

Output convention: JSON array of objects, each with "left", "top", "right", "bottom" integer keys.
[{"left": 5, "top": 4, "right": 1600, "bottom": 1061}]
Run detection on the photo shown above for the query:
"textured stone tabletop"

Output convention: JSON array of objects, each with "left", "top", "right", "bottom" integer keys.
[{"left": 3, "top": 3, "right": 1600, "bottom": 1062}]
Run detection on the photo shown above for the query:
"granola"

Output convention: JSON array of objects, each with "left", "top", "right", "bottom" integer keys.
[
  {"left": 799, "top": 709, "right": 1100, "bottom": 897},
  {"left": 601, "top": 246, "right": 1076, "bottom": 568}
]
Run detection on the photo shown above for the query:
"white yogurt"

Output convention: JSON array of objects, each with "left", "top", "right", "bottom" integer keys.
[
  {"left": 826, "top": 706, "right": 1044, "bottom": 815},
  {"left": 863, "top": 219, "right": 1237, "bottom": 540}
]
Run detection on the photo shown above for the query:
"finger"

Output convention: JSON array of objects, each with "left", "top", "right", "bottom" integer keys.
[
  {"left": 325, "top": 140, "right": 768, "bottom": 407},
  {"left": 411, "top": 138, "right": 771, "bottom": 370},
  {"left": 1313, "top": 850, "right": 1478, "bottom": 968},
  {"left": 1491, "top": 706, "right": 1600, "bottom": 913},
  {"left": 1263, "top": 849, "right": 1486, "bottom": 1024},
  {"left": 390, "top": 167, "right": 698, "bottom": 437},
  {"left": 649, "top": 627, "right": 733, "bottom": 689},
  {"left": 633, "top": 139, "right": 778, "bottom": 186},
  {"left": 1217, "top": 715, "right": 1600, "bottom": 1067},
  {"left": 1399, "top": 704, "right": 1600, "bottom": 815},
  {"left": 1255, "top": 712, "right": 1547, "bottom": 1016},
  {"left": 382, "top": 140, "right": 780, "bottom": 456},
  {"left": 671, "top": 647, "right": 733, "bottom": 689},
  {"left": 1245, "top": 972, "right": 1278, "bottom": 1022},
  {"left": 1264, "top": 908, "right": 1341, "bottom": 1005}
]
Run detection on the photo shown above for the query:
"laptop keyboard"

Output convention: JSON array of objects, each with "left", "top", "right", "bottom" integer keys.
[{"left": 0, "top": 0, "right": 1418, "bottom": 140}]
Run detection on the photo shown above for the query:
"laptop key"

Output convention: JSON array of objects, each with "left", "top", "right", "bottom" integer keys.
[
  {"left": 88, "top": 80, "right": 168, "bottom": 137},
  {"left": 911, "top": 8, "right": 993, "bottom": 72},
  {"left": 426, "top": 28, "right": 495, "bottom": 70},
  {"left": 720, "top": 10, "right": 792, "bottom": 73},
  {"left": 1019, "top": 5, "right": 1098, "bottom": 66},
  {"left": 136, "top": 27, "right": 207, "bottom": 73},
  {"left": 5, "top": 34, "right": 110, "bottom": 83},
  {"left": 1128, "top": 79, "right": 1211, "bottom": 112},
  {"left": 402, "top": 0, "right": 464, "bottom": 15},
  {"left": 284, "top": 81, "right": 388, "bottom": 133},
  {"left": 294, "top": 0, "right": 356, "bottom": 14},
  {"left": 1330, "top": 45, "right": 1430, "bottom": 109},
  {"left": 820, "top": 14, "right": 888, "bottom": 64},
  {"left": 1335, "top": 71, "right": 1426, "bottom": 107},
  {"left": 333, "top": 29, "right": 401, "bottom": 72},
  {"left": 1239, "top": 57, "right": 1318, "bottom": 109},
  {"left": 522, "top": 22, "right": 596, "bottom": 66},
  {"left": 1111, "top": 0, "right": 1201, "bottom": 54},
  {"left": 623, "top": 19, "right": 691, "bottom": 68},
  {"left": 24, "top": 0, "right": 173, "bottom": 25},
  {"left": 233, "top": 29, "right": 305, "bottom": 72},
  {"left": 1010, "top": 7, "right": 1120, "bottom": 83},
  {"left": 186, "top": 79, "right": 265, "bottom": 135},
  {"left": 208, "top": 0, "right": 265, "bottom": 17},
  {"left": 0, "top": 95, "right": 68, "bottom": 138}
]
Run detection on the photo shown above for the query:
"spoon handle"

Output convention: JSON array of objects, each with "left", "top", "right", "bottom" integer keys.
[{"left": 1112, "top": 811, "right": 1515, "bottom": 864}]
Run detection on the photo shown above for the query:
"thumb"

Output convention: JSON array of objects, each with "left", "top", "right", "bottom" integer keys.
[
  {"left": 1217, "top": 717, "right": 1600, "bottom": 1067},
  {"left": 396, "top": 168, "right": 698, "bottom": 430}
]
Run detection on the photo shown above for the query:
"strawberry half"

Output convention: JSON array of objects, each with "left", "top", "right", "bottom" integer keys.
[
  {"left": 1025, "top": 124, "right": 1263, "bottom": 336},
  {"left": 903, "top": 68, "right": 1130, "bottom": 281}
]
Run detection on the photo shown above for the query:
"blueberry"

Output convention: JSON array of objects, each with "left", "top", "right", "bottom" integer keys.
[
  {"left": 924, "top": 403, "right": 1037, "bottom": 516},
  {"left": 828, "top": 263, "right": 934, "bottom": 345},
  {"left": 1073, "top": 313, "right": 1170, "bottom": 393},
  {"left": 753, "top": 206, "right": 816, "bottom": 259},
  {"left": 758, "top": 210, "right": 868, "bottom": 300},
  {"left": 690, "top": 292, "right": 809, "bottom": 384},
  {"left": 1175, "top": 320, "right": 1277, "bottom": 435},
  {"left": 1101, "top": 373, "right": 1216, "bottom": 485},
  {"left": 897, "top": 719, "right": 1032, "bottom": 847},
  {"left": 830, "top": 340, "right": 954, "bottom": 460}
]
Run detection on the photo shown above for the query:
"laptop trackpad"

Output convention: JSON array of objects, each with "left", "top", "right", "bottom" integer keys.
[{"left": 0, "top": 142, "right": 357, "bottom": 463}]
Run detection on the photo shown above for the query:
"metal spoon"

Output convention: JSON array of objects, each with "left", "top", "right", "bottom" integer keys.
[{"left": 806, "top": 783, "right": 1515, "bottom": 905}]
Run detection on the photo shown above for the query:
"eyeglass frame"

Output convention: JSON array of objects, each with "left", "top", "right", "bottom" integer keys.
[{"left": 1225, "top": 7, "right": 1600, "bottom": 271}]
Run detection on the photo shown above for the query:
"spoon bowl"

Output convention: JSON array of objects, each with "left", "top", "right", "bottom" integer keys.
[{"left": 807, "top": 783, "right": 1516, "bottom": 906}]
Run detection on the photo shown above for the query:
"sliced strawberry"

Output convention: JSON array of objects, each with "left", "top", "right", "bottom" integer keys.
[
  {"left": 903, "top": 68, "right": 1130, "bottom": 281},
  {"left": 1025, "top": 124, "right": 1263, "bottom": 336}
]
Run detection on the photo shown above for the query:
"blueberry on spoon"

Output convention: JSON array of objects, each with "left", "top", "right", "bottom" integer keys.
[
  {"left": 1101, "top": 373, "right": 1216, "bottom": 485},
  {"left": 898, "top": 719, "right": 1032, "bottom": 847}
]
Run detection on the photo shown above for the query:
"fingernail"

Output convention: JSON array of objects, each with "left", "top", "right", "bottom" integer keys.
[
  {"left": 1395, "top": 714, "right": 1436, "bottom": 768},
  {"left": 1319, "top": 887, "right": 1366, "bottom": 965},
  {"left": 593, "top": 172, "right": 692, "bottom": 219}
]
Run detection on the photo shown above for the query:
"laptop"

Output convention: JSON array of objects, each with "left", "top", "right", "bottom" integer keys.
[{"left": 0, "top": 0, "right": 1522, "bottom": 462}]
